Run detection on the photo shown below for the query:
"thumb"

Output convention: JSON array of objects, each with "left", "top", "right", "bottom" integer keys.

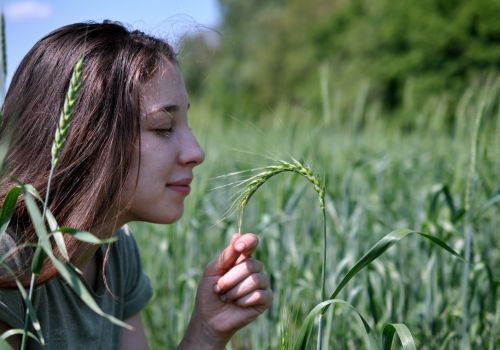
[{"left": 204, "top": 233, "right": 241, "bottom": 276}]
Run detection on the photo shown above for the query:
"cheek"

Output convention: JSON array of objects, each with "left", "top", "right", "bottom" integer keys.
[
  {"left": 135, "top": 139, "right": 177, "bottom": 188},
  {"left": 140, "top": 137, "right": 177, "bottom": 168}
]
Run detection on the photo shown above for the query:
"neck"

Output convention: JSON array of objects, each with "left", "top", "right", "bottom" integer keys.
[
  {"left": 72, "top": 218, "right": 125, "bottom": 270},
  {"left": 75, "top": 219, "right": 125, "bottom": 288}
]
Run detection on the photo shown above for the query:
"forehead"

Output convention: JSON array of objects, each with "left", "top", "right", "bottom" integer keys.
[{"left": 140, "top": 59, "right": 187, "bottom": 114}]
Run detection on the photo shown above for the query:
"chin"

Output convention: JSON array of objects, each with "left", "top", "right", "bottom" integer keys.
[
  {"left": 127, "top": 203, "right": 185, "bottom": 225},
  {"left": 153, "top": 208, "right": 184, "bottom": 224}
]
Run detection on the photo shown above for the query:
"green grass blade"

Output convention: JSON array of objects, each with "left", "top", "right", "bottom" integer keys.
[
  {"left": 22, "top": 187, "right": 132, "bottom": 330},
  {"left": 293, "top": 299, "right": 378, "bottom": 350},
  {"left": 477, "top": 191, "right": 500, "bottom": 218},
  {"left": 429, "top": 184, "right": 462, "bottom": 222},
  {"left": 55, "top": 227, "right": 118, "bottom": 245},
  {"left": 381, "top": 323, "right": 416, "bottom": 350},
  {"left": 0, "top": 260, "right": 46, "bottom": 346},
  {"left": 415, "top": 232, "right": 463, "bottom": 260},
  {"left": 22, "top": 186, "right": 51, "bottom": 254},
  {"left": 326, "top": 228, "right": 415, "bottom": 305},
  {"left": 22, "top": 184, "right": 68, "bottom": 261},
  {"left": 51, "top": 231, "right": 68, "bottom": 261},
  {"left": 438, "top": 332, "right": 459, "bottom": 350},
  {"left": 1, "top": 329, "right": 40, "bottom": 344},
  {"left": 323, "top": 228, "right": 462, "bottom": 314},
  {"left": 49, "top": 257, "right": 132, "bottom": 330},
  {"left": 0, "top": 186, "right": 21, "bottom": 236},
  {"left": 21, "top": 186, "right": 51, "bottom": 275},
  {"left": 41, "top": 205, "right": 67, "bottom": 259},
  {"left": 12, "top": 279, "right": 44, "bottom": 346},
  {"left": 0, "top": 338, "right": 13, "bottom": 350}
]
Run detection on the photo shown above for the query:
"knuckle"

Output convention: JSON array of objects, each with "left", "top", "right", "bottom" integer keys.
[
  {"left": 244, "top": 259, "right": 256, "bottom": 272},
  {"left": 224, "top": 289, "right": 235, "bottom": 301},
  {"left": 245, "top": 259, "right": 262, "bottom": 272},
  {"left": 250, "top": 274, "right": 260, "bottom": 285}
]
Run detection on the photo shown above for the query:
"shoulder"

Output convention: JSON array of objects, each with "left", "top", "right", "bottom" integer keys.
[
  {"left": 106, "top": 225, "right": 148, "bottom": 291},
  {"left": 108, "top": 225, "right": 152, "bottom": 320},
  {"left": 111, "top": 225, "right": 142, "bottom": 259}
]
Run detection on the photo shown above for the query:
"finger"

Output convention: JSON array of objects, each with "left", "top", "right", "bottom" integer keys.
[
  {"left": 233, "top": 233, "right": 259, "bottom": 265},
  {"left": 204, "top": 233, "right": 241, "bottom": 277},
  {"left": 216, "top": 259, "right": 263, "bottom": 293},
  {"left": 221, "top": 272, "right": 270, "bottom": 302},
  {"left": 234, "top": 288, "right": 273, "bottom": 308},
  {"left": 233, "top": 233, "right": 259, "bottom": 258}
]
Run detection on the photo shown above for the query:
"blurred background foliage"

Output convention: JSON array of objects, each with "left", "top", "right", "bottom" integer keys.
[{"left": 179, "top": 0, "right": 500, "bottom": 127}]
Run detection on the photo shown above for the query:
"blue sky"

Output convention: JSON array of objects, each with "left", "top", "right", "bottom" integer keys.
[{"left": 1, "top": 0, "right": 220, "bottom": 83}]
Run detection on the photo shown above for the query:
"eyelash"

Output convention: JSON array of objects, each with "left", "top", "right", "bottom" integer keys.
[{"left": 154, "top": 127, "right": 174, "bottom": 137}]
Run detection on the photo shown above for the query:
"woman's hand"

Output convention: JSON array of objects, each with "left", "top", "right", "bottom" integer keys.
[{"left": 178, "top": 233, "right": 273, "bottom": 349}]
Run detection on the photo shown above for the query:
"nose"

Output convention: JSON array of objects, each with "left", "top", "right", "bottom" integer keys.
[{"left": 179, "top": 128, "right": 205, "bottom": 167}]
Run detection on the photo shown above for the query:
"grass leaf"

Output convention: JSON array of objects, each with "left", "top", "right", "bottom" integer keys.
[
  {"left": 0, "top": 338, "right": 13, "bottom": 350},
  {"left": 13, "top": 280, "right": 44, "bottom": 346},
  {"left": 0, "top": 186, "right": 21, "bottom": 236},
  {"left": 323, "top": 228, "right": 462, "bottom": 313},
  {"left": 382, "top": 323, "right": 416, "bottom": 350},
  {"left": 22, "top": 184, "right": 68, "bottom": 261},
  {"left": 1, "top": 329, "right": 40, "bottom": 344},
  {"left": 49, "top": 258, "right": 132, "bottom": 330},
  {"left": 22, "top": 186, "right": 132, "bottom": 330},
  {"left": 0, "top": 260, "right": 46, "bottom": 346},
  {"left": 55, "top": 227, "right": 118, "bottom": 245},
  {"left": 293, "top": 299, "right": 378, "bottom": 350}
]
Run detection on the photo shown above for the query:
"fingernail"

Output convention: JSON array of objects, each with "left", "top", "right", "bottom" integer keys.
[
  {"left": 213, "top": 284, "right": 221, "bottom": 294},
  {"left": 235, "top": 242, "right": 245, "bottom": 252},
  {"left": 219, "top": 295, "right": 227, "bottom": 302}
]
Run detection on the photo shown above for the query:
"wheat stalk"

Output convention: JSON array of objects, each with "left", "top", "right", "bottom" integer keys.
[
  {"left": 235, "top": 158, "right": 327, "bottom": 350},
  {"left": 50, "top": 56, "right": 84, "bottom": 168},
  {"left": 238, "top": 159, "right": 324, "bottom": 216},
  {"left": 21, "top": 56, "right": 85, "bottom": 350}
]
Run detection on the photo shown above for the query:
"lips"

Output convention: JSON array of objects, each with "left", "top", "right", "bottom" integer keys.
[{"left": 166, "top": 178, "right": 192, "bottom": 195}]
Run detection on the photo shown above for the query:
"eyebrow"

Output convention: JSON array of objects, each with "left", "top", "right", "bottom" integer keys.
[{"left": 146, "top": 102, "right": 190, "bottom": 116}]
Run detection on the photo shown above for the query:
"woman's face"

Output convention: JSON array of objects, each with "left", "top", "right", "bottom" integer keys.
[{"left": 120, "top": 59, "right": 205, "bottom": 224}]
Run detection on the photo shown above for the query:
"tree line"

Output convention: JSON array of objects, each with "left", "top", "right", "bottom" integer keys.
[{"left": 180, "top": 0, "right": 500, "bottom": 125}]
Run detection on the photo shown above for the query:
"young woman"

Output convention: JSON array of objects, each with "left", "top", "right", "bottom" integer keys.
[{"left": 0, "top": 21, "right": 273, "bottom": 349}]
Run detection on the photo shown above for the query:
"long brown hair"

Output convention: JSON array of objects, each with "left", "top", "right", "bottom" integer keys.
[{"left": 0, "top": 21, "right": 177, "bottom": 287}]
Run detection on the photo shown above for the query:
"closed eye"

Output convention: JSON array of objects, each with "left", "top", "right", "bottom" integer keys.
[{"left": 154, "top": 127, "right": 174, "bottom": 137}]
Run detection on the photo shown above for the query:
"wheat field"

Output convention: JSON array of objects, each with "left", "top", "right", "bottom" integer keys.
[{"left": 131, "top": 78, "right": 500, "bottom": 349}]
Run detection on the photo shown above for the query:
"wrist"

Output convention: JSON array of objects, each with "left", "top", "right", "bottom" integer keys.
[{"left": 178, "top": 315, "right": 229, "bottom": 350}]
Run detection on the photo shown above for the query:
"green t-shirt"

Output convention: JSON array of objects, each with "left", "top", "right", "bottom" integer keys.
[{"left": 0, "top": 226, "right": 153, "bottom": 349}]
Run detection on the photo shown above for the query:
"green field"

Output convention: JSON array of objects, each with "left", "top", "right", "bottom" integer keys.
[
  {"left": 1, "top": 2, "right": 500, "bottom": 348},
  {"left": 131, "top": 79, "right": 500, "bottom": 349}
]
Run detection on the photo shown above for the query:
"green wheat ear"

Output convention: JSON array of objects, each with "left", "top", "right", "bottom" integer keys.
[
  {"left": 239, "top": 159, "right": 325, "bottom": 214},
  {"left": 51, "top": 56, "right": 84, "bottom": 167},
  {"left": 235, "top": 158, "right": 328, "bottom": 348}
]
